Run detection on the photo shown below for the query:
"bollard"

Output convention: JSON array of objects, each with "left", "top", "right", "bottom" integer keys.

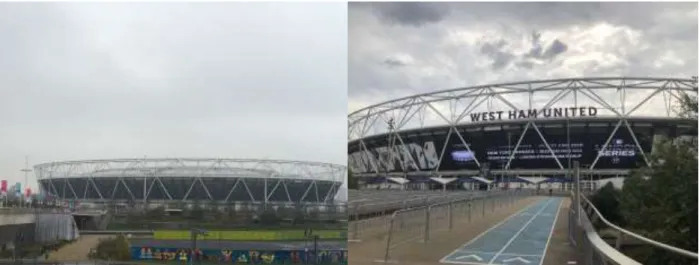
[{"left": 482, "top": 197, "right": 486, "bottom": 217}]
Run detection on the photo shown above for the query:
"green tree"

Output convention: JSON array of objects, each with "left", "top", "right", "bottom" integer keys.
[
  {"left": 618, "top": 92, "right": 697, "bottom": 265},
  {"left": 679, "top": 92, "right": 698, "bottom": 118},
  {"left": 589, "top": 182, "right": 624, "bottom": 227}
]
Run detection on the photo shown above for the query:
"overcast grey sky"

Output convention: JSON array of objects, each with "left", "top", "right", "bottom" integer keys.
[
  {"left": 349, "top": 2, "right": 698, "bottom": 112},
  {"left": 0, "top": 2, "right": 348, "bottom": 195}
]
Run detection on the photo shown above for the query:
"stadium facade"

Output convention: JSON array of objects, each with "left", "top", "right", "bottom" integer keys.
[
  {"left": 348, "top": 77, "right": 697, "bottom": 186},
  {"left": 35, "top": 158, "right": 346, "bottom": 206}
]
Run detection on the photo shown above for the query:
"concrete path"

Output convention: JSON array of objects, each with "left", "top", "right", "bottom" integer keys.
[
  {"left": 349, "top": 196, "right": 543, "bottom": 265},
  {"left": 47, "top": 235, "right": 109, "bottom": 261},
  {"left": 541, "top": 197, "right": 578, "bottom": 265}
]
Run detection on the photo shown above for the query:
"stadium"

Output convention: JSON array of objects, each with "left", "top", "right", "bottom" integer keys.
[
  {"left": 34, "top": 158, "right": 346, "bottom": 206},
  {"left": 348, "top": 77, "right": 698, "bottom": 190}
]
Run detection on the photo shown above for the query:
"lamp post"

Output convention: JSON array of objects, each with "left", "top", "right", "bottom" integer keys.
[
  {"left": 20, "top": 156, "right": 31, "bottom": 208},
  {"left": 190, "top": 228, "right": 208, "bottom": 265}
]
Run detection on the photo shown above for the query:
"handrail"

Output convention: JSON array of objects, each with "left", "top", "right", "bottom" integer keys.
[
  {"left": 349, "top": 193, "right": 487, "bottom": 214},
  {"left": 384, "top": 190, "right": 511, "bottom": 225},
  {"left": 375, "top": 189, "right": 527, "bottom": 262},
  {"left": 581, "top": 194, "right": 698, "bottom": 259},
  {"left": 576, "top": 205, "right": 641, "bottom": 265}
]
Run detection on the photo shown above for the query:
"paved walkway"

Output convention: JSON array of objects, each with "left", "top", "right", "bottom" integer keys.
[
  {"left": 440, "top": 198, "right": 561, "bottom": 264},
  {"left": 541, "top": 197, "right": 578, "bottom": 265},
  {"left": 47, "top": 235, "right": 109, "bottom": 261},
  {"left": 349, "top": 196, "right": 541, "bottom": 265},
  {"left": 349, "top": 196, "right": 577, "bottom": 265}
]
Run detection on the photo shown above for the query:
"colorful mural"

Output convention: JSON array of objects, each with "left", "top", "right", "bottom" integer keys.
[{"left": 131, "top": 247, "right": 348, "bottom": 264}]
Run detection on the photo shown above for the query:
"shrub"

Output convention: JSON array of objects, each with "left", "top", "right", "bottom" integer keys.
[{"left": 93, "top": 235, "right": 131, "bottom": 261}]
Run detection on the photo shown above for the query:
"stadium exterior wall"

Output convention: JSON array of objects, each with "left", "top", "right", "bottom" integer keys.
[
  {"left": 347, "top": 77, "right": 698, "bottom": 179},
  {"left": 34, "top": 158, "right": 346, "bottom": 206},
  {"left": 349, "top": 117, "right": 696, "bottom": 177}
]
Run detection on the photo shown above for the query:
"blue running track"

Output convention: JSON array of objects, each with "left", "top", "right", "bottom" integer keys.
[{"left": 440, "top": 198, "right": 562, "bottom": 265}]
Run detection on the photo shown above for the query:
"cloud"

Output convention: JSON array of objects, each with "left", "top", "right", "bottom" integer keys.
[
  {"left": 0, "top": 2, "right": 348, "bottom": 194},
  {"left": 543, "top": 39, "right": 569, "bottom": 59},
  {"left": 348, "top": 2, "right": 697, "bottom": 105},
  {"left": 479, "top": 39, "right": 515, "bottom": 70},
  {"left": 370, "top": 2, "right": 451, "bottom": 27},
  {"left": 383, "top": 58, "right": 407, "bottom": 68}
]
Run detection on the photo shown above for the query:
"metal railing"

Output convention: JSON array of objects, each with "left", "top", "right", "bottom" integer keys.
[
  {"left": 376, "top": 189, "right": 534, "bottom": 262},
  {"left": 567, "top": 161, "right": 698, "bottom": 264},
  {"left": 348, "top": 191, "right": 486, "bottom": 242}
]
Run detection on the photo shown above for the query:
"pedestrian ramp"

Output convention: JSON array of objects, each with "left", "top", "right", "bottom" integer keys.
[{"left": 440, "top": 197, "right": 562, "bottom": 265}]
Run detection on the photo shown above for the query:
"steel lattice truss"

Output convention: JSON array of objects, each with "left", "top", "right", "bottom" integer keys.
[
  {"left": 35, "top": 158, "right": 346, "bottom": 204},
  {"left": 348, "top": 77, "right": 697, "bottom": 176}
]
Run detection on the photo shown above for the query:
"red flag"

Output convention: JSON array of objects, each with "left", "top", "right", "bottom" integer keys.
[
  {"left": 25, "top": 188, "right": 31, "bottom": 197},
  {"left": 0, "top": 180, "right": 6, "bottom": 193}
]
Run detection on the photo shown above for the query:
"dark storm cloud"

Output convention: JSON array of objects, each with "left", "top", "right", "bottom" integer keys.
[
  {"left": 478, "top": 32, "right": 569, "bottom": 70},
  {"left": 525, "top": 31, "right": 568, "bottom": 60},
  {"left": 348, "top": 2, "right": 697, "bottom": 101},
  {"left": 383, "top": 57, "right": 408, "bottom": 68},
  {"left": 542, "top": 39, "right": 568, "bottom": 60},
  {"left": 370, "top": 2, "right": 451, "bottom": 27},
  {"left": 479, "top": 40, "right": 515, "bottom": 70},
  {"left": 412, "top": 2, "right": 693, "bottom": 31},
  {"left": 0, "top": 2, "right": 348, "bottom": 195}
]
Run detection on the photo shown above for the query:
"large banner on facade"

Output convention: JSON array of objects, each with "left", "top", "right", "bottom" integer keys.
[{"left": 348, "top": 122, "right": 661, "bottom": 173}]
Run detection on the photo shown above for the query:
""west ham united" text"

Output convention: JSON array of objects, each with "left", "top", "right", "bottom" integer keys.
[{"left": 470, "top": 107, "right": 598, "bottom": 122}]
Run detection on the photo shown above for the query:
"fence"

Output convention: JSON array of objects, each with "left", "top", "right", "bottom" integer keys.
[
  {"left": 567, "top": 162, "right": 698, "bottom": 265},
  {"left": 348, "top": 196, "right": 431, "bottom": 242},
  {"left": 375, "top": 189, "right": 534, "bottom": 262},
  {"left": 347, "top": 191, "right": 494, "bottom": 242},
  {"left": 152, "top": 230, "right": 346, "bottom": 241}
]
